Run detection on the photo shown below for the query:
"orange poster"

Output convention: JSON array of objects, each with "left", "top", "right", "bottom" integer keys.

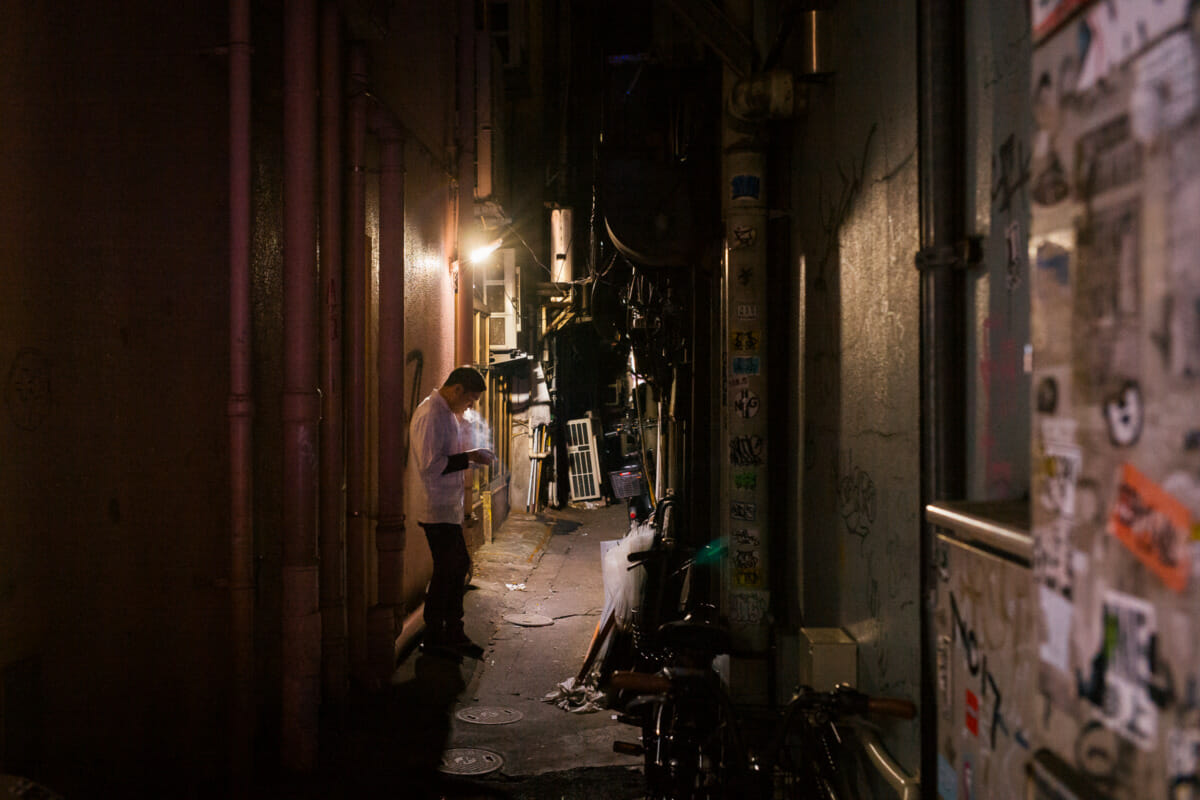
[{"left": 1109, "top": 463, "right": 1193, "bottom": 593}]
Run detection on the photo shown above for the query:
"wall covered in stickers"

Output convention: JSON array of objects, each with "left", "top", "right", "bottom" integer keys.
[{"left": 1028, "top": 0, "right": 1200, "bottom": 795}]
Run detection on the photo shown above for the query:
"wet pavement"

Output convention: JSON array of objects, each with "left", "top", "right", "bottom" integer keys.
[{"left": 266, "top": 502, "right": 645, "bottom": 799}]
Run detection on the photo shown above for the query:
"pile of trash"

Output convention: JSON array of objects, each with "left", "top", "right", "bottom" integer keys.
[
  {"left": 542, "top": 521, "right": 657, "bottom": 714},
  {"left": 542, "top": 675, "right": 608, "bottom": 713}
]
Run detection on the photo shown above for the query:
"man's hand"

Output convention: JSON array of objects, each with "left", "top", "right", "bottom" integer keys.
[{"left": 466, "top": 448, "right": 496, "bottom": 465}]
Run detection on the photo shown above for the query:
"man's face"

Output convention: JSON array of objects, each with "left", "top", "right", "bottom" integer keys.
[{"left": 449, "top": 387, "right": 482, "bottom": 414}]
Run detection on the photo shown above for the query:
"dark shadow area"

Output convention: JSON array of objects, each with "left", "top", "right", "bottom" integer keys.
[
  {"left": 466, "top": 765, "right": 645, "bottom": 799},
  {"left": 286, "top": 651, "right": 470, "bottom": 799},
  {"left": 541, "top": 514, "right": 582, "bottom": 535}
]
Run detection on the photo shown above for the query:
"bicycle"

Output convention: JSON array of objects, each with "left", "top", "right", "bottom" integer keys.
[
  {"left": 606, "top": 500, "right": 917, "bottom": 800},
  {"left": 612, "top": 666, "right": 916, "bottom": 800},
  {"left": 607, "top": 498, "right": 748, "bottom": 799},
  {"left": 761, "top": 683, "right": 918, "bottom": 800},
  {"left": 609, "top": 610, "right": 752, "bottom": 800}
]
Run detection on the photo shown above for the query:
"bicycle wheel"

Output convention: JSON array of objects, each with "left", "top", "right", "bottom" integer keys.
[
  {"left": 640, "top": 688, "right": 750, "bottom": 800},
  {"left": 774, "top": 718, "right": 857, "bottom": 800}
]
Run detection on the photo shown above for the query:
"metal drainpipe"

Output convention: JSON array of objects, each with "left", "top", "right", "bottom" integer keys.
[
  {"left": 227, "top": 0, "right": 254, "bottom": 788},
  {"left": 344, "top": 44, "right": 369, "bottom": 685},
  {"left": 370, "top": 117, "right": 406, "bottom": 681},
  {"left": 281, "top": 0, "right": 322, "bottom": 771},
  {"left": 318, "top": 0, "right": 347, "bottom": 712},
  {"left": 721, "top": 0, "right": 770, "bottom": 683},
  {"left": 455, "top": 0, "right": 476, "bottom": 367},
  {"left": 917, "top": 0, "right": 967, "bottom": 786}
]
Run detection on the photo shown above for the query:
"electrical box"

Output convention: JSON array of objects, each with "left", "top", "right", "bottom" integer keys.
[{"left": 798, "top": 627, "right": 857, "bottom": 691}]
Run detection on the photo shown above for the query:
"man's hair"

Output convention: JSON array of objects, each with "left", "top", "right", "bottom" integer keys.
[{"left": 443, "top": 366, "right": 487, "bottom": 392}]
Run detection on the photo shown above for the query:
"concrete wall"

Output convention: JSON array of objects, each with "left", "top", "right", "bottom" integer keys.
[
  {"left": 0, "top": 3, "right": 231, "bottom": 794},
  {"left": 789, "top": 0, "right": 923, "bottom": 772}
]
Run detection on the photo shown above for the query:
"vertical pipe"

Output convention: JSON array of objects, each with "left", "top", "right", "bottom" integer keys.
[
  {"left": 655, "top": 396, "right": 664, "bottom": 502},
  {"left": 718, "top": 1, "right": 772, "bottom": 680},
  {"left": 281, "top": 0, "right": 321, "bottom": 771},
  {"left": 344, "top": 45, "right": 369, "bottom": 684},
  {"left": 667, "top": 368, "right": 679, "bottom": 494},
  {"left": 918, "top": 0, "right": 967, "bottom": 502},
  {"left": 371, "top": 122, "right": 406, "bottom": 680},
  {"left": 455, "top": 0, "right": 477, "bottom": 367},
  {"left": 227, "top": 0, "right": 254, "bottom": 788},
  {"left": 475, "top": 29, "right": 493, "bottom": 200},
  {"left": 318, "top": 0, "right": 347, "bottom": 711},
  {"left": 918, "top": 0, "right": 967, "bottom": 787}
]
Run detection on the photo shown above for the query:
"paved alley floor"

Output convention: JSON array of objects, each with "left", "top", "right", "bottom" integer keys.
[
  {"left": 289, "top": 502, "right": 646, "bottom": 800},
  {"left": 427, "top": 502, "right": 645, "bottom": 798}
]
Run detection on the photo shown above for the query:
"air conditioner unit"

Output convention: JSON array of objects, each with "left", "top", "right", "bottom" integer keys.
[
  {"left": 565, "top": 413, "right": 604, "bottom": 501},
  {"left": 485, "top": 247, "right": 520, "bottom": 351}
]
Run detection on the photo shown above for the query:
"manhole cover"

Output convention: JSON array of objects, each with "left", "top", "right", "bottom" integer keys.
[
  {"left": 503, "top": 613, "right": 554, "bottom": 627},
  {"left": 457, "top": 705, "right": 525, "bottom": 725},
  {"left": 439, "top": 747, "right": 504, "bottom": 776}
]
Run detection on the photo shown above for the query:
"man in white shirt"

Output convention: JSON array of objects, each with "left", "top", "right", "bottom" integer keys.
[{"left": 409, "top": 366, "right": 493, "bottom": 658}]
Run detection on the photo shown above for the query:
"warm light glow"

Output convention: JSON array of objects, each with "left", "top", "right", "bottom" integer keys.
[{"left": 469, "top": 238, "right": 502, "bottom": 263}]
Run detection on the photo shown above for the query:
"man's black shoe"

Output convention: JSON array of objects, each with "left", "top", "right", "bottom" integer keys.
[
  {"left": 420, "top": 636, "right": 464, "bottom": 661},
  {"left": 452, "top": 641, "right": 485, "bottom": 660},
  {"left": 442, "top": 633, "right": 485, "bottom": 660}
]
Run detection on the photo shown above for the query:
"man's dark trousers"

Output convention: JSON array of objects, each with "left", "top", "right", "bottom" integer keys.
[{"left": 419, "top": 522, "right": 470, "bottom": 642}]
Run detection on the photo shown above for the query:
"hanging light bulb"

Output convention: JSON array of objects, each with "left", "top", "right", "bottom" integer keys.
[{"left": 469, "top": 237, "right": 503, "bottom": 264}]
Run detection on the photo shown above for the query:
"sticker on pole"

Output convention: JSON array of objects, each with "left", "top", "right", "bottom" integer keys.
[{"left": 733, "top": 388, "right": 760, "bottom": 418}]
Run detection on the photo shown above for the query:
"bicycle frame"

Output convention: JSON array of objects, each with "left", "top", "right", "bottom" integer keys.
[
  {"left": 769, "top": 686, "right": 918, "bottom": 800},
  {"left": 612, "top": 665, "right": 752, "bottom": 800},
  {"left": 849, "top": 723, "right": 919, "bottom": 800}
]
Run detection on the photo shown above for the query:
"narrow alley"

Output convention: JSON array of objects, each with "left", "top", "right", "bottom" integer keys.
[
  {"left": 272, "top": 503, "right": 646, "bottom": 799},
  {"left": 7, "top": 2, "right": 1200, "bottom": 798}
]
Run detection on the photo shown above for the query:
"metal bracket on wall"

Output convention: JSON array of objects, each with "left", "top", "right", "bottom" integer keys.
[{"left": 913, "top": 236, "right": 983, "bottom": 272}]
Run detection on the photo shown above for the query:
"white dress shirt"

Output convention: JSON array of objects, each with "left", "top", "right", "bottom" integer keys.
[{"left": 409, "top": 389, "right": 469, "bottom": 524}]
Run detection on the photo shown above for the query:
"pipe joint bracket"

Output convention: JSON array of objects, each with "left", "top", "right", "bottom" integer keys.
[
  {"left": 227, "top": 394, "right": 255, "bottom": 419},
  {"left": 914, "top": 236, "right": 983, "bottom": 272}
]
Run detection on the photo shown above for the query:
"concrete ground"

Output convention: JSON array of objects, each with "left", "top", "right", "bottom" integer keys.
[
  {"left": 430, "top": 502, "right": 645, "bottom": 797},
  {"left": 270, "top": 502, "right": 646, "bottom": 799}
]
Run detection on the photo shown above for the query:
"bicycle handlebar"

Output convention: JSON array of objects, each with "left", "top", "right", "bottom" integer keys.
[
  {"left": 789, "top": 685, "right": 917, "bottom": 721},
  {"left": 867, "top": 696, "right": 917, "bottom": 719}
]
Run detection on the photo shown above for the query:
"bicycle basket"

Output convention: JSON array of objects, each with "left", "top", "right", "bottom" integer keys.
[{"left": 609, "top": 467, "right": 645, "bottom": 499}]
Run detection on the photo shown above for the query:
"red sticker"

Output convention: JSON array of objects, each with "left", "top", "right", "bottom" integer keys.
[
  {"left": 965, "top": 689, "right": 979, "bottom": 736},
  {"left": 1109, "top": 463, "right": 1192, "bottom": 593}
]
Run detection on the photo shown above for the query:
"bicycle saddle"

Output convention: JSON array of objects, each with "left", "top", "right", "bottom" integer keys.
[{"left": 659, "top": 617, "right": 732, "bottom": 655}]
